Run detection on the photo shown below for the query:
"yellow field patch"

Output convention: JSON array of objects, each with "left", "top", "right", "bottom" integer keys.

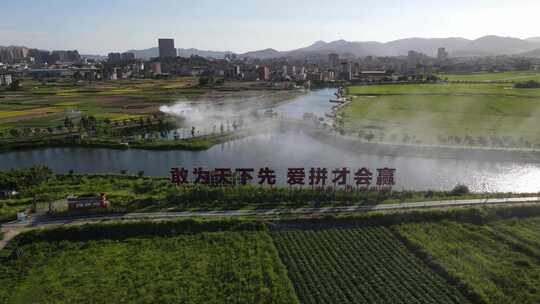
[
  {"left": 55, "top": 101, "right": 80, "bottom": 106},
  {"left": 97, "top": 89, "right": 140, "bottom": 95},
  {"left": 0, "top": 107, "right": 63, "bottom": 119},
  {"left": 56, "top": 93, "right": 84, "bottom": 97},
  {"left": 94, "top": 113, "right": 146, "bottom": 121}
]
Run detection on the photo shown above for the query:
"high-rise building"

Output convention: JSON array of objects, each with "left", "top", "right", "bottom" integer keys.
[
  {"left": 0, "top": 46, "right": 29, "bottom": 63},
  {"left": 340, "top": 61, "right": 352, "bottom": 80},
  {"left": 51, "top": 50, "right": 81, "bottom": 63},
  {"left": 158, "top": 39, "right": 177, "bottom": 58},
  {"left": 108, "top": 53, "right": 122, "bottom": 62},
  {"left": 121, "top": 52, "right": 135, "bottom": 61},
  {"left": 258, "top": 66, "right": 270, "bottom": 81},
  {"left": 437, "top": 47, "right": 448, "bottom": 61},
  {"left": 328, "top": 53, "right": 340, "bottom": 68},
  {"left": 28, "top": 49, "right": 51, "bottom": 64}
]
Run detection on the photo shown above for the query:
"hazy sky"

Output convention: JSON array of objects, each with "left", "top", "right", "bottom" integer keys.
[{"left": 1, "top": 0, "right": 539, "bottom": 54}]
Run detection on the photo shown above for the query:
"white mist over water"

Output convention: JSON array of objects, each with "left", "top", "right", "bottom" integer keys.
[{"left": 3, "top": 89, "right": 540, "bottom": 192}]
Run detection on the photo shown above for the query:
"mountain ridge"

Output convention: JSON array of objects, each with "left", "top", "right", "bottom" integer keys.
[{"left": 238, "top": 35, "right": 540, "bottom": 59}]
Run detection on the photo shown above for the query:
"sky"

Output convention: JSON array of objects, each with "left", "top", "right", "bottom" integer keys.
[{"left": 1, "top": 0, "right": 539, "bottom": 54}]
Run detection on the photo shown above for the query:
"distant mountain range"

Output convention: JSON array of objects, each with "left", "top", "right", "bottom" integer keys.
[
  {"left": 126, "top": 36, "right": 540, "bottom": 60},
  {"left": 238, "top": 36, "right": 540, "bottom": 59}
]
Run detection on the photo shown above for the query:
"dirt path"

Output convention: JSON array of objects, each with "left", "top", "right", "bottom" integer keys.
[{"left": 0, "top": 227, "right": 29, "bottom": 250}]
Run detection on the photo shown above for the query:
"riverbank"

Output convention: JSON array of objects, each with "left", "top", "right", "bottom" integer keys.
[
  {"left": 0, "top": 131, "right": 247, "bottom": 153},
  {"left": 277, "top": 119, "right": 540, "bottom": 163},
  {"left": 1, "top": 169, "right": 539, "bottom": 223},
  {"left": 343, "top": 82, "right": 540, "bottom": 150}
]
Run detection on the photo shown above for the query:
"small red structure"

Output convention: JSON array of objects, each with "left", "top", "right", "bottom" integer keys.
[{"left": 67, "top": 193, "right": 109, "bottom": 210}]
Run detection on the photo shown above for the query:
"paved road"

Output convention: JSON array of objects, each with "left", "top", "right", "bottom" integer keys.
[{"left": 3, "top": 196, "right": 540, "bottom": 230}]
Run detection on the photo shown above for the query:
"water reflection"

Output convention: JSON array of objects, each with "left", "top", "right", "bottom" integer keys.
[{"left": 2, "top": 130, "right": 540, "bottom": 192}]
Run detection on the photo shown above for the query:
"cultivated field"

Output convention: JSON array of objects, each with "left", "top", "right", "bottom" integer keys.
[
  {"left": 0, "top": 77, "right": 199, "bottom": 131},
  {"left": 396, "top": 217, "right": 540, "bottom": 304},
  {"left": 344, "top": 83, "right": 540, "bottom": 147},
  {"left": 2, "top": 206, "right": 540, "bottom": 303},
  {"left": 0, "top": 223, "right": 298, "bottom": 304},
  {"left": 272, "top": 227, "right": 469, "bottom": 304}
]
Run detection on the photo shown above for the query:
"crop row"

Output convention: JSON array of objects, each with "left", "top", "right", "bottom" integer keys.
[
  {"left": 396, "top": 219, "right": 540, "bottom": 304},
  {"left": 272, "top": 227, "right": 468, "bottom": 304}
]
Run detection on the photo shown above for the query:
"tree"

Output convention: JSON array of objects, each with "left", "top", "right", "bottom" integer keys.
[
  {"left": 7, "top": 79, "right": 22, "bottom": 91},
  {"left": 198, "top": 76, "right": 215, "bottom": 86},
  {"left": 451, "top": 184, "right": 470, "bottom": 196},
  {"left": 514, "top": 80, "right": 540, "bottom": 89},
  {"left": 64, "top": 117, "right": 74, "bottom": 132},
  {"left": 22, "top": 128, "right": 32, "bottom": 137},
  {"left": 88, "top": 116, "right": 97, "bottom": 131},
  {"left": 79, "top": 116, "right": 89, "bottom": 131},
  {"left": 9, "top": 129, "right": 20, "bottom": 138}
]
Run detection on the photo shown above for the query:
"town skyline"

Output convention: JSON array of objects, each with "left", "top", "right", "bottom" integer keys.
[{"left": 1, "top": 0, "right": 540, "bottom": 54}]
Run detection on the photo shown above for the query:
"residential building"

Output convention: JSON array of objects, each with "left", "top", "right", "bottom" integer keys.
[
  {"left": 151, "top": 62, "right": 162, "bottom": 75},
  {"left": 0, "top": 73, "right": 13, "bottom": 87}
]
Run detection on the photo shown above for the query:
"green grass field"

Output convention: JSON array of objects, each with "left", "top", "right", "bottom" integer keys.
[
  {"left": 439, "top": 71, "right": 540, "bottom": 82},
  {"left": 396, "top": 218, "right": 540, "bottom": 304},
  {"left": 344, "top": 83, "right": 540, "bottom": 147},
  {"left": 0, "top": 228, "right": 298, "bottom": 304},
  {"left": 272, "top": 227, "right": 469, "bottom": 304}
]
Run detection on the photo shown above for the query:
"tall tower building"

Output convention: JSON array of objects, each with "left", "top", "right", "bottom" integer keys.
[
  {"left": 328, "top": 53, "right": 340, "bottom": 68},
  {"left": 437, "top": 47, "right": 448, "bottom": 61},
  {"left": 158, "top": 39, "right": 177, "bottom": 58}
]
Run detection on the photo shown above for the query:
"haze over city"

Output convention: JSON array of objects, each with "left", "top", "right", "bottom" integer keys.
[{"left": 2, "top": 0, "right": 540, "bottom": 54}]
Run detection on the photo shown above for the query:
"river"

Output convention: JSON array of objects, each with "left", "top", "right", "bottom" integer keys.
[{"left": 1, "top": 88, "right": 540, "bottom": 193}]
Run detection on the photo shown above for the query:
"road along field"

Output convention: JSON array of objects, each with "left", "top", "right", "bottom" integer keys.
[{"left": 343, "top": 83, "right": 540, "bottom": 148}]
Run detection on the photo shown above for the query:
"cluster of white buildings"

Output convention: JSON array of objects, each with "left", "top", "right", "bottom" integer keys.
[{"left": 0, "top": 72, "right": 13, "bottom": 87}]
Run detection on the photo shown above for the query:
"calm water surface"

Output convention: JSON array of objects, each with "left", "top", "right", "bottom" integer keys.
[{"left": 2, "top": 89, "right": 540, "bottom": 193}]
